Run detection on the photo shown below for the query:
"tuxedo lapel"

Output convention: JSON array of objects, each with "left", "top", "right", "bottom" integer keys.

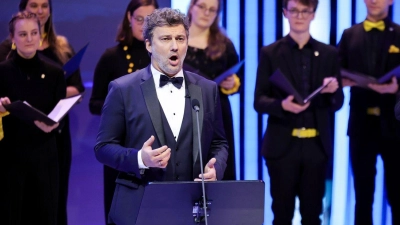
[
  {"left": 141, "top": 67, "right": 166, "bottom": 146},
  {"left": 185, "top": 72, "right": 203, "bottom": 165}
]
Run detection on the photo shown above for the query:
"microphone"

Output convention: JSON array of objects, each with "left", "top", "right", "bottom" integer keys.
[
  {"left": 191, "top": 98, "right": 208, "bottom": 225},
  {"left": 192, "top": 99, "right": 200, "bottom": 112}
]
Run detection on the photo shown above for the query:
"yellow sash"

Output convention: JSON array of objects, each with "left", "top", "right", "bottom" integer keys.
[{"left": 0, "top": 111, "right": 10, "bottom": 141}]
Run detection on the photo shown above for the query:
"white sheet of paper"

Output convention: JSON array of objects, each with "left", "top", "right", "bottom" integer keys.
[{"left": 47, "top": 95, "right": 81, "bottom": 122}]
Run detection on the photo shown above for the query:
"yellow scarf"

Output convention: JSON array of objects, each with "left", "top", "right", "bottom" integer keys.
[{"left": 0, "top": 111, "right": 10, "bottom": 141}]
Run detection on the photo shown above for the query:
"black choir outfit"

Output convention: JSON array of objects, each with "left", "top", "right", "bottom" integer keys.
[
  {"left": 0, "top": 52, "right": 66, "bottom": 225},
  {"left": 338, "top": 17, "right": 400, "bottom": 225},
  {"left": 254, "top": 35, "right": 344, "bottom": 225},
  {"left": 184, "top": 39, "right": 239, "bottom": 180},
  {"left": 0, "top": 38, "right": 85, "bottom": 225},
  {"left": 41, "top": 42, "right": 85, "bottom": 225},
  {"left": 89, "top": 38, "right": 150, "bottom": 224}
]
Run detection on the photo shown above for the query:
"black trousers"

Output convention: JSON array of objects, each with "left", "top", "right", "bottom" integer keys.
[
  {"left": 350, "top": 135, "right": 400, "bottom": 225},
  {"left": 104, "top": 165, "right": 119, "bottom": 225},
  {"left": 1, "top": 139, "right": 59, "bottom": 225},
  {"left": 266, "top": 137, "right": 327, "bottom": 225}
]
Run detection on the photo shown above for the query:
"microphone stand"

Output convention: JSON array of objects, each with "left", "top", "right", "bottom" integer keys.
[{"left": 193, "top": 101, "right": 208, "bottom": 225}]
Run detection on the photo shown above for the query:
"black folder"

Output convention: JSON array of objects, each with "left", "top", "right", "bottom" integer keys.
[
  {"left": 269, "top": 69, "right": 332, "bottom": 105},
  {"left": 4, "top": 94, "right": 82, "bottom": 126},
  {"left": 213, "top": 60, "right": 245, "bottom": 84},
  {"left": 183, "top": 60, "right": 245, "bottom": 84},
  {"left": 341, "top": 64, "right": 400, "bottom": 89},
  {"left": 63, "top": 43, "right": 89, "bottom": 78}
]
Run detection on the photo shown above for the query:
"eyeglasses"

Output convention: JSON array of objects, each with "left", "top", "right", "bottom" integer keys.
[
  {"left": 195, "top": 4, "right": 218, "bottom": 15},
  {"left": 133, "top": 16, "right": 144, "bottom": 25},
  {"left": 285, "top": 8, "right": 314, "bottom": 18}
]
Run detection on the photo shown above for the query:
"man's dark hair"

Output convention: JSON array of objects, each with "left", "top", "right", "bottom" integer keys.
[
  {"left": 143, "top": 8, "right": 189, "bottom": 44},
  {"left": 283, "top": 0, "right": 319, "bottom": 12}
]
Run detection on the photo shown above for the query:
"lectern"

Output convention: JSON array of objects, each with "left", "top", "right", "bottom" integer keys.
[{"left": 135, "top": 180, "right": 265, "bottom": 225}]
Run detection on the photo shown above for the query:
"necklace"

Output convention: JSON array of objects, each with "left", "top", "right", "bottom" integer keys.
[{"left": 40, "top": 33, "right": 47, "bottom": 47}]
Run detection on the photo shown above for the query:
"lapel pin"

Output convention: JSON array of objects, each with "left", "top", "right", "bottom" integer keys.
[
  {"left": 314, "top": 51, "right": 319, "bottom": 57},
  {"left": 389, "top": 27, "right": 394, "bottom": 32},
  {"left": 41, "top": 74, "right": 45, "bottom": 79}
]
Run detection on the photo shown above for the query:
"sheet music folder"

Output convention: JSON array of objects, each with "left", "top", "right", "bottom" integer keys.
[
  {"left": 4, "top": 94, "right": 82, "bottom": 126},
  {"left": 136, "top": 180, "right": 265, "bottom": 225},
  {"left": 269, "top": 69, "right": 331, "bottom": 105},
  {"left": 213, "top": 60, "right": 245, "bottom": 84},
  {"left": 63, "top": 42, "right": 89, "bottom": 78},
  {"left": 183, "top": 60, "right": 245, "bottom": 84},
  {"left": 341, "top": 64, "right": 400, "bottom": 88}
]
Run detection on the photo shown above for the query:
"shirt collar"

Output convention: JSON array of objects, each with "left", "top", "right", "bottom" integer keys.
[
  {"left": 364, "top": 16, "right": 392, "bottom": 27},
  {"left": 151, "top": 64, "right": 185, "bottom": 88},
  {"left": 286, "top": 34, "right": 315, "bottom": 50}
]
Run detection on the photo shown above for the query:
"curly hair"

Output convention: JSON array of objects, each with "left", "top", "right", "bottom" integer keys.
[
  {"left": 9, "top": 11, "right": 40, "bottom": 37},
  {"left": 142, "top": 8, "right": 189, "bottom": 44}
]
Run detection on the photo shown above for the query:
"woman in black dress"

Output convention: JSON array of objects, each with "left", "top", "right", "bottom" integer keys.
[
  {"left": 0, "top": 1, "right": 85, "bottom": 224},
  {"left": 0, "top": 12, "right": 66, "bottom": 225},
  {"left": 89, "top": 0, "right": 158, "bottom": 223},
  {"left": 185, "top": 0, "right": 240, "bottom": 180}
]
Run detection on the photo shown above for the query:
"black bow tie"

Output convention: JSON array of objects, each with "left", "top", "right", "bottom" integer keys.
[{"left": 159, "top": 75, "right": 183, "bottom": 89}]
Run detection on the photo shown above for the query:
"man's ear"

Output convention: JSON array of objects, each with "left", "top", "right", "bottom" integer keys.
[{"left": 145, "top": 39, "right": 152, "bottom": 54}]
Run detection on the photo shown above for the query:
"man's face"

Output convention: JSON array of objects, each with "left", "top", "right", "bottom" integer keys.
[
  {"left": 283, "top": 0, "right": 315, "bottom": 34},
  {"left": 145, "top": 24, "right": 188, "bottom": 77},
  {"left": 364, "top": 0, "right": 393, "bottom": 21}
]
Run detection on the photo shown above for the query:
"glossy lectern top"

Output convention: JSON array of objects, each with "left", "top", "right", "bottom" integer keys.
[{"left": 135, "top": 180, "right": 265, "bottom": 225}]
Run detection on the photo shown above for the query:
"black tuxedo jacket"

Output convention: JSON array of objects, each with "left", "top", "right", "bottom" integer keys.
[
  {"left": 338, "top": 19, "right": 400, "bottom": 137},
  {"left": 94, "top": 65, "right": 228, "bottom": 225},
  {"left": 254, "top": 35, "right": 344, "bottom": 160}
]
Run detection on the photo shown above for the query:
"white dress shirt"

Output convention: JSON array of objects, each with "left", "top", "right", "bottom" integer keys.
[{"left": 138, "top": 65, "right": 186, "bottom": 169}]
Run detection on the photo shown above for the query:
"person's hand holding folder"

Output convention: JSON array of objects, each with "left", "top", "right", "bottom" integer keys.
[
  {"left": 220, "top": 74, "right": 236, "bottom": 90},
  {"left": 320, "top": 77, "right": 339, "bottom": 93},
  {"left": 341, "top": 64, "right": 400, "bottom": 89},
  {"left": 270, "top": 69, "right": 335, "bottom": 107},
  {"left": 34, "top": 121, "right": 59, "bottom": 133},
  {"left": 282, "top": 95, "right": 310, "bottom": 114},
  {"left": 1, "top": 96, "right": 59, "bottom": 133},
  {"left": 368, "top": 76, "right": 399, "bottom": 94},
  {"left": 0, "top": 97, "right": 11, "bottom": 113}
]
